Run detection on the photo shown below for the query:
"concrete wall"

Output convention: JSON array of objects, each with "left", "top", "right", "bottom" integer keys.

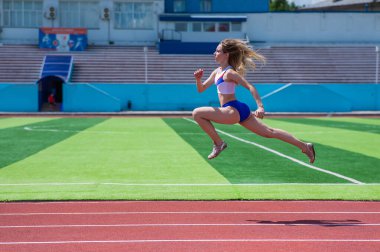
[
  {"left": 246, "top": 12, "right": 380, "bottom": 44},
  {"left": 159, "top": 12, "right": 380, "bottom": 46}
]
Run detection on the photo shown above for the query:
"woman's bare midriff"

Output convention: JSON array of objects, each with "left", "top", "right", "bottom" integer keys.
[{"left": 218, "top": 93, "right": 237, "bottom": 107}]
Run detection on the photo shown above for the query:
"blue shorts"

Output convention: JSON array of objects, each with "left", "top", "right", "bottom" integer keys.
[{"left": 222, "top": 100, "right": 251, "bottom": 123}]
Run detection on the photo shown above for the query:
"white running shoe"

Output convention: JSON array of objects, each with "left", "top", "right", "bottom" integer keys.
[
  {"left": 303, "top": 143, "right": 316, "bottom": 164},
  {"left": 208, "top": 142, "right": 227, "bottom": 159}
]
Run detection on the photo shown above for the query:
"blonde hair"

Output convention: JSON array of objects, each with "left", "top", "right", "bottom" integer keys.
[{"left": 220, "top": 39, "right": 266, "bottom": 76}]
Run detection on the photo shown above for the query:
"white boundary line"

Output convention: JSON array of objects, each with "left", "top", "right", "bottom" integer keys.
[
  {"left": 1, "top": 239, "right": 380, "bottom": 245},
  {"left": 1, "top": 223, "right": 379, "bottom": 229},
  {"left": 183, "top": 118, "right": 364, "bottom": 185},
  {"left": 1, "top": 211, "right": 380, "bottom": 216},
  {"left": 23, "top": 126, "right": 131, "bottom": 134},
  {"left": 0, "top": 182, "right": 379, "bottom": 187}
]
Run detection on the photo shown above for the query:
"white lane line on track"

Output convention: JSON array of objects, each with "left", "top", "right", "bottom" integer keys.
[
  {"left": 1, "top": 239, "right": 380, "bottom": 245},
  {"left": 1, "top": 211, "right": 380, "bottom": 216},
  {"left": 183, "top": 118, "right": 364, "bottom": 185},
  {"left": 1, "top": 223, "right": 379, "bottom": 228}
]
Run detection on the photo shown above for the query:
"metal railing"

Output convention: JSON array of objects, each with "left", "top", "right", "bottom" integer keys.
[{"left": 376, "top": 46, "right": 379, "bottom": 84}]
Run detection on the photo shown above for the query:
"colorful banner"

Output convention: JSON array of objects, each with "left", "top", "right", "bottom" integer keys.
[{"left": 39, "top": 27, "right": 88, "bottom": 51}]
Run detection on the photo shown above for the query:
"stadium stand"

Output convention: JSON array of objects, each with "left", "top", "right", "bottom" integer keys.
[{"left": 0, "top": 44, "right": 377, "bottom": 84}]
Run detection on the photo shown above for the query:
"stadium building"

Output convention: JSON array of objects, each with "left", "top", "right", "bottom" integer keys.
[
  {"left": 0, "top": 0, "right": 266, "bottom": 46},
  {"left": 0, "top": 0, "right": 378, "bottom": 46},
  {"left": 0, "top": 0, "right": 379, "bottom": 113},
  {"left": 301, "top": 0, "right": 380, "bottom": 11}
]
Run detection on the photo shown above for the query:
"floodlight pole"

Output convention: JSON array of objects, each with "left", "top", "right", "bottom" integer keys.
[
  {"left": 107, "top": 20, "right": 111, "bottom": 44},
  {"left": 144, "top": 46, "right": 148, "bottom": 83}
]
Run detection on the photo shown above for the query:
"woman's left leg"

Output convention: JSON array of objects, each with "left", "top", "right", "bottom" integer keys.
[{"left": 240, "top": 115, "right": 315, "bottom": 163}]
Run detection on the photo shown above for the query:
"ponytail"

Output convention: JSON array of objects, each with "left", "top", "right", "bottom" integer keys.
[{"left": 220, "top": 39, "right": 266, "bottom": 76}]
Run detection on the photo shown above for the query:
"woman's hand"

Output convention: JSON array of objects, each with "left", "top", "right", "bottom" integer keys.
[
  {"left": 194, "top": 69, "right": 204, "bottom": 80},
  {"left": 255, "top": 106, "right": 265, "bottom": 119}
]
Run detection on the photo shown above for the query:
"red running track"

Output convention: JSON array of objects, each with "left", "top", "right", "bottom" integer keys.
[{"left": 0, "top": 201, "right": 380, "bottom": 252}]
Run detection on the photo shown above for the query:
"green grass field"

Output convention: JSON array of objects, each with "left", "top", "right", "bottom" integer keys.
[{"left": 0, "top": 116, "right": 379, "bottom": 201}]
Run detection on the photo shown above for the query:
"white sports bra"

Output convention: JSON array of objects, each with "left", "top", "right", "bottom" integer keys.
[{"left": 214, "top": 66, "right": 236, "bottom": 94}]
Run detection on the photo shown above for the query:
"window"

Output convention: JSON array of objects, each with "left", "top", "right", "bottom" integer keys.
[
  {"left": 192, "top": 22, "right": 202, "bottom": 32},
  {"left": 200, "top": 0, "right": 211, "bottom": 12},
  {"left": 171, "top": 21, "right": 243, "bottom": 33},
  {"left": 114, "top": 2, "right": 153, "bottom": 29},
  {"left": 231, "top": 22, "right": 242, "bottom": 32},
  {"left": 203, "top": 22, "right": 215, "bottom": 32},
  {"left": 174, "top": 22, "right": 187, "bottom": 32},
  {"left": 60, "top": 1, "right": 99, "bottom": 28},
  {"left": 173, "top": 0, "right": 186, "bottom": 13},
  {"left": 218, "top": 22, "right": 229, "bottom": 32},
  {"left": 3, "top": 0, "right": 42, "bottom": 28}
]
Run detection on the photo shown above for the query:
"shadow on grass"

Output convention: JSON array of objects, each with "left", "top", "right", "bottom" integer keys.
[
  {"left": 0, "top": 117, "right": 108, "bottom": 169},
  {"left": 163, "top": 118, "right": 380, "bottom": 184},
  {"left": 273, "top": 118, "right": 380, "bottom": 134}
]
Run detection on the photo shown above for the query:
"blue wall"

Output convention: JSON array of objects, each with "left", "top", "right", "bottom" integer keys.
[
  {"left": 165, "top": 0, "right": 268, "bottom": 13},
  {"left": 0, "top": 83, "right": 39, "bottom": 112},
  {"left": 260, "top": 84, "right": 379, "bottom": 112},
  {"left": 159, "top": 41, "right": 218, "bottom": 54},
  {"left": 63, "top": 83, "right": 218, "bottom": 112},
  {"left": 212, "top": 0, "right": 268, "bottom": 12},
  {"left": 62, "top": 83, "right": 380, "bottom": 113},
  {"left": 0, "top": 83, "right": 379, "bottom": 113}
]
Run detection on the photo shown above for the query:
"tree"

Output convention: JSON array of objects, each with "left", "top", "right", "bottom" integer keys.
[{"left": 270, "top": 0, "right": 298, "bottom": 11}]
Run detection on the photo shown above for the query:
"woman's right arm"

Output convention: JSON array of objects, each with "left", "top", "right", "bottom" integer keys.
[{"left": 194, "top": 68, "right": 216, "bottom": 93}]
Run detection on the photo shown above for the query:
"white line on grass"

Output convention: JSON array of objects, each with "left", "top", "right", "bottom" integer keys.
[
  {"left": 23, "top": 126, "right": 207, "bottom": 135},
  {"left": 23, "top": 126, "right": 135, "bottom": 134},
  {"left": 0, "top": 182, "right": 380, "bottom": 187},
  {"left": 1, "top": 239, "right": 380, "bottom": 245},
  {"left": 183, "top": 118, "right": 364, "bottom": 185},
  {"left": 23, "top": 126, "right": 342, "bottom": 135},
  {"left": 1, "top": 182, "right": 378, "bottom": 187}
]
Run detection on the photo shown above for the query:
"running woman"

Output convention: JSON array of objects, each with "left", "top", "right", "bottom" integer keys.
[{"left": 193, "top": 38, "right": 316, "bottom": 163}]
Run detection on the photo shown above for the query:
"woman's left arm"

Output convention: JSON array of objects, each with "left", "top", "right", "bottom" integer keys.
[{"left": 225, "top": 71, "right": 265, "bottom": 119}]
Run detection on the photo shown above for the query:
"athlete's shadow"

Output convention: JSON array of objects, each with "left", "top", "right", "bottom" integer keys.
[{"left": 247, "top": 219, "right": 362, "bottom": 227}]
